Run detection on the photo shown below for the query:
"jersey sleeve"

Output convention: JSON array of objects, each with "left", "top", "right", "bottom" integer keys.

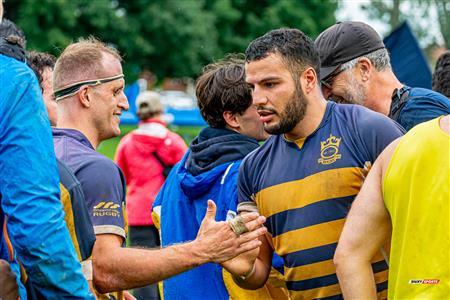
[
  {"left": 237, "top": 156, "right": 259, "bottom": 213},
  {"left": 358, "top": 110, "right": 405, "bottom": 162},
  {"left": 0, "top": 58, "right": 93, "bottom": 299},
  {"left": 78, "top": 159, "right": 126, "bottom": 239}
]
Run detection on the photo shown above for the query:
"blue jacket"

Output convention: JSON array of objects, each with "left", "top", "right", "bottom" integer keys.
[
  {"left": 393, "top": 86, "right": 450, "bottom": 131},
  {"left": 153, "top": 128, "right": 262, "bottom": 299},
  {"left": 0, "top": 54, "right": 93, "bottom": 299}
]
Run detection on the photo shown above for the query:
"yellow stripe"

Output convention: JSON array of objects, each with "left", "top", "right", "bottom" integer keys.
[
  {"left": 374, "top": 269, "right": 389, "bottom": 285},
  {"left": 273, "top": 219, "right": 345, "bottom": 256},
  {"left": 60, "top": 183, "right": 82, "bottom": 261},
  {"left": 285, "top": 259, "right": 336, "bottom": 282},
  {"left": 255, "top": 167, "right": 363, "bottom": 218}
]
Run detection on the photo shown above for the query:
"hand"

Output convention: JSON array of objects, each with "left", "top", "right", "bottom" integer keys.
[
  {"left": 0, "top": 259, "right": 19, "bottom": 300},
  {"left": 221, "top": 246, "right": 258, "bottom": 277},
  {"left": 195, "top": 200, "right": 267, "bottom": 264}
]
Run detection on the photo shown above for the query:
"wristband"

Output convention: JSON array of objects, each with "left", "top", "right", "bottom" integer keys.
[{"left": 239, "top": 263, "right": 256, "bottom": 281}]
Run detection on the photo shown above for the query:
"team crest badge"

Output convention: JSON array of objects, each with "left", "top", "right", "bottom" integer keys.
[{"left": 318, "top": 134, "right": 342, "bottom": 165}]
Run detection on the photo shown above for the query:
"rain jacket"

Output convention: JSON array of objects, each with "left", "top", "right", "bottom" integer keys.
[
  {"left": 0, "top": 53, "right": 92, "bottom": 299},
  {"left": 153, "top": 127, "right": 286, "bottom": 299},
  {"left": 116, "top": 119, "right": 187, "bottom": 226}
]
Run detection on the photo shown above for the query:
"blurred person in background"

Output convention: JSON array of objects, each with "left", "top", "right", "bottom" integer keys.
[
  {"left": 27, "top": 51, "right": 58, "bottom": 125},
  {"left": 115, "top": 91, "right": 187, "bottom": 300},
  {"left": 316, "top": 21, "right": 450, "bottom": 131},
  {"left": 0, "top": 2, "right": 93, "bottom": 298},
  {"left": 432, "top": 50, "right": 450, "bottom": 99},
  {"left": 153, "top": 55, "right": 289, "bottom": 300}
]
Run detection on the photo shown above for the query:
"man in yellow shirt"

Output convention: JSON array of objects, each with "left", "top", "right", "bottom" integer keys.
[{"left": 335, "top": 115, "right": 450, "bottom": 299}]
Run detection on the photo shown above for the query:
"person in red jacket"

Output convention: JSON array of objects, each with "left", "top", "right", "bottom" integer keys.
[{"left": 115, "top": 91, "right": 187, "bottom": 299}]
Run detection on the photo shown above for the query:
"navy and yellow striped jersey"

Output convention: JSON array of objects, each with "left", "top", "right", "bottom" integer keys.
[{"left": 238, "top": 102, "right": 404, "bottom": 299}]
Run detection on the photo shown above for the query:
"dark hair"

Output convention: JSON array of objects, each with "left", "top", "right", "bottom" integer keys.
[
  {"left": 245, "top": 28, "right": 321, "bottom": 79},
  {"left": 432, "top": 51, "right": 450, "bottom": 98},
  {"left": 196, "top": 54, "right": 252, "bottom": 128},
  {"left": 0, "top": 18, "right": 26, "bottom": 48},
  {"left": 26, "top": 51, "right": 57, "bottom": 87}
]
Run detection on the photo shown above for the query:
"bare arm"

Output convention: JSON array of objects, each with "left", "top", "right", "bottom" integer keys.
[
  {"left": 93, "top": 200, "right": 267, "bottom": 293},
  {"left": 334, "top": 139, "right": 400, "bottom": 299}
]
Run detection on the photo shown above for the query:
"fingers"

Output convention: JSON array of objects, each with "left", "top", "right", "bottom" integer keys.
[
  {"left": 242, "top": 215, "right": 266, "bottom": 232},
  {"left": 235, "top": 238, "right": 263, "bottom": 255},
  {"left": 238, "top": 227, "right": 267, "bottom": 245},
  {"left": 204, "top": 200, "right": 217, "bottom": 221}
]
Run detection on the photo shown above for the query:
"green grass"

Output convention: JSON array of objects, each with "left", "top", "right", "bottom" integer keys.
[{"left": 97, "top": 124, "right": 204, "bottom": 160}]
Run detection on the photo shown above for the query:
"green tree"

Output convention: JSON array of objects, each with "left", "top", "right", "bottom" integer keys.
[
  {"left": 362, "top": 0, "right": 450, "bottom": 49},
  {"left": 4, "top": 0, "right": 338, "bottom": 80}
]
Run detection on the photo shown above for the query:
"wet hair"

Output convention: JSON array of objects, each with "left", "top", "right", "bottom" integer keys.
[
  {"left": 196, "top": 54, "right": 252, "bottom": 128},
  {"left": 245, "top": 28, "right": 321, "bottom": 79},
  {"left": 0, "top": 18, "right": 26, "bottom": 48}
]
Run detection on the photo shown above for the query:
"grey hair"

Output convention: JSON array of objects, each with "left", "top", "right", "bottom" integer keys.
[{"left": 341, "top": 48, "right": 391, "bottom": 72}]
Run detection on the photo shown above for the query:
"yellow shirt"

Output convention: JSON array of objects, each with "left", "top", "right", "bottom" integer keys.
[{"left": 383, "top": 117, "right": 450, "bottom": 299}]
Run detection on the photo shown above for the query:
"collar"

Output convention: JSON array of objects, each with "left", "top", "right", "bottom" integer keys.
[{"left": 52, "top": 128, "right": 95, "bottom": 150}]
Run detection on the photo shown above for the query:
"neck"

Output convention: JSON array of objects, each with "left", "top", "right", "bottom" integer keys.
[
  {"left": 366, "top": 69, "right": 403, "bottom": 115},
  {"left": 285, "top": 95, "right": 327, "bottom": 140},
  {"left": 57, "top": 108, "right": 100, "bottom": 149}
]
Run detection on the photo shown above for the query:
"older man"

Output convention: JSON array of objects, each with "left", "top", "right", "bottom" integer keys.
[
  {"left": 316, "top": 21, "right": 450, "bottom": 131},
  {"left": 53, "top": 37, "right": 267, "bottom": 299}
]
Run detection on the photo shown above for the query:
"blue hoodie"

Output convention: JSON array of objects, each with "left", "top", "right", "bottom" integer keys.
[{"left": 153, "top": 127, "right": 261, "bottom": 299}]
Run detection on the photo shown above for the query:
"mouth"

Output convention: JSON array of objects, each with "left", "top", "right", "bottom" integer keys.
[{"left": 257, "top": 108, "right": 276, "bottom": 123}]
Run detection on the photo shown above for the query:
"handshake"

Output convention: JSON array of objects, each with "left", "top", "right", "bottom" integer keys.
[{"left": 193, "top": 200, "right": 266, "bottom": 275}]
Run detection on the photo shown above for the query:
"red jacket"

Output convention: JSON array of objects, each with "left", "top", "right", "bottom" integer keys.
[{"left": 115, "top": 119, "right": 187, "bottom": 226}]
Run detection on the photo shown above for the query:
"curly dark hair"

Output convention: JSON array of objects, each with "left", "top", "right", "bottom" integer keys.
[
  {"left": 245, "top": 28, "right": 321, "bottom": 79},
  {"left": 26, "top": 51, "right": 57, "bottom": 87},
  {"left": 432, "top": 51, "right": 450, "bottom": 98},
  {"left": 196, "top": 54, "right": 252, "bottom": 128}
]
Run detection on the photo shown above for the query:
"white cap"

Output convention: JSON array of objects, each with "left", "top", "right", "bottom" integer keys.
[{"left": 136, "top": 91, "right": 163, "bottom": 114}]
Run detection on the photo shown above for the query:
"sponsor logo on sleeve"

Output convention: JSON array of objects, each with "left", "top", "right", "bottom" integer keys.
[{"left": 93, "top": 201, "right": 121, "bottom": 218}]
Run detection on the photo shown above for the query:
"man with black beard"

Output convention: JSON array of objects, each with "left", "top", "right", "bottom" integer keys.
[{"left": 222, "top": 28, "right": 404, "bottom": 299}]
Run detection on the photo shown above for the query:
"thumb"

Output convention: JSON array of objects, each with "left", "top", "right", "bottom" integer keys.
[{"left": 205, "top": 199, "right": 217, "bottom": 221}]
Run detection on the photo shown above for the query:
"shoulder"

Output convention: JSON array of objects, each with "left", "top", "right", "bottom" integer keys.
[
  {"left": 406, "top": 88, "right": 450, "bottom": 110},
  {"left": 241, "top": 135, "right": 277, "bottom": 168},
  {"left": 79, "top": 153, "right": 123, "bottom": 183}
]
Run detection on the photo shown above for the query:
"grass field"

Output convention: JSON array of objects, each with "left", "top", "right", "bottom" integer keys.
[{"left": 97, "top": 124, "right": 204, "bottom": 160}]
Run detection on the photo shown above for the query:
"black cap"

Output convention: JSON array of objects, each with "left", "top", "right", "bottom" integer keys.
[{"left": 315, "top": 21, "right": 385, "bottom": 80}]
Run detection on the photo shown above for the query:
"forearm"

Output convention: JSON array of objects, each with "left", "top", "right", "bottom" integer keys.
[
  {"left": 335, "top": 257, "right": 377, "bottom": 299},
  {"left": 93, "top": 240, "right": 209, "bottom": 292}
]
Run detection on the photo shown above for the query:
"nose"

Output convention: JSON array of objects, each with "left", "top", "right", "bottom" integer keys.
[
  {"left": 252, "top": 86, "right": 268, "bottom": 106},
  {"left": 119, "top": 94, "right": 129, "bottom": 111}
]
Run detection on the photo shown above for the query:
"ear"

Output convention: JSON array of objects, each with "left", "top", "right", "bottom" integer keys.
[
  {"left": 78, "top": 86, "right": 91, "bottom": 108},
  {"left": 301, "top": 67, "right": 318, "bottom": 94},
  {"left": 356, "top": 57, "right": 371, "bottom": 82},
  {"left": 223, "top": 111, "right": 240, "bottom": 130}
]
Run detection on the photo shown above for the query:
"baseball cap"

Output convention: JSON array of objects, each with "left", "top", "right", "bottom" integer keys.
[
  {"left": 136, "top": 91, "right": 163, "bottom": 114},
  {"left": 315, "top": 21, "right": 385, "bottom": 80}
]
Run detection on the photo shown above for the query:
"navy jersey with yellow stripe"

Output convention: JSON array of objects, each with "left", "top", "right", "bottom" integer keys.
[{"left": 238, "top": 102, "right": 404, "bottom": 300}]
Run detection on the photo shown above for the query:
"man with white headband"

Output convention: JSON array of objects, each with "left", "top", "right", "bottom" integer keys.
[{"left": 52, "top": 37, "right": 267, "bottom": 299}]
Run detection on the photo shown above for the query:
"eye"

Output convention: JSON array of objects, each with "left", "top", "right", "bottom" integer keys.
[
  {"left": 264, "top": 81, "right": 276, "bottom": 88},
  {"left": 113, "top": 87, "right": 123, "bottom": 96}
]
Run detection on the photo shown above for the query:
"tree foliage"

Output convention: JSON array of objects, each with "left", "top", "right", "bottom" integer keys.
[
  {"left": 4, "top": 0, "right": 337, "bottom": 81},
  {"left": 362, "top": 0, "right": 450, "bottom": 49}
]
